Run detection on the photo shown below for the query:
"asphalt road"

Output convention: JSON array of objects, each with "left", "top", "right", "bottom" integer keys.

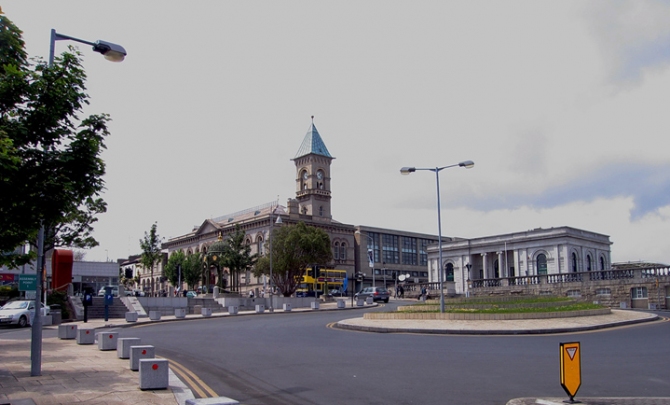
[{"left": 114, "top": 305, "right": 670, "bottom": 405}]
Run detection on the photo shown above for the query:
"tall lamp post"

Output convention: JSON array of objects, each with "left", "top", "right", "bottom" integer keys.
[
  {"left": 400, "top": 160, "right": 474, "bottom": 313},
  {"left": 268, "top": 202, "right": 282, "bottom": 312},
  {"left": 31, "top": 29, "right": 127, "bottom": 377}
]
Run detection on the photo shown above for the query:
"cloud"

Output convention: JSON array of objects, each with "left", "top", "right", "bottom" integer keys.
[
  {"left": 462, "top": 162, "right": 670, "bottom": 220},
  {"left": 586, "top": 1, "right": 670, "bottom": 82}
]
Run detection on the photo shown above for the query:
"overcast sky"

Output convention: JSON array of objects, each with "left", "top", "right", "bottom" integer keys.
[{"left": 5, "top": 1, "right": 670, "bottom": 264}]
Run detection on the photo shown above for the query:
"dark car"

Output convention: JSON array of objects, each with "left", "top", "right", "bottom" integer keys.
[{"left": 354, "top": 287, "right": 390, "bottom": 303}]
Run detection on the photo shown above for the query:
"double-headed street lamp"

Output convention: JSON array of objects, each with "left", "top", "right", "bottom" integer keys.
[
  {"left": 400, "top": 160, "right": 474, "bottom": 313},
  {"left": 31, "top": 29, "right": 127, "bottom": 377}
]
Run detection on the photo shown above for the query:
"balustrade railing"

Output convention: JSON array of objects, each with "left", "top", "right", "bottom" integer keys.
[{"left": 470, "top": 266, "right": 670, "bottom": 289}]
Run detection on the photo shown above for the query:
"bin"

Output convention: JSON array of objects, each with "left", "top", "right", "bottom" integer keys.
[{"left": 50, "top": 304, "right": 62, "bottom": 325}]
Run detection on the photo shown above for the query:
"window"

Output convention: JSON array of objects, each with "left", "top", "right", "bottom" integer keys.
[
  {"left": 571, "top": 253, "right": 577, "bottom": 272},
  {"left": 599, "top": 256, "right": 605, "bottom": 271},
  {"left": 333, "top": 242, "right": 339, "bottom": 260},
  {"left": 494, "top": 260, "right": 500, "bottom": 278},
  {"left": 319, "top": 206, "right": 323, "bottom": 216},
  {"left": 340, "top": 242, "right": 347, "bottom": 260},
  {"left": 632, "top": 287, "right": 647, "bottom": 299},
  {"left": 536, "top": 254, "right": 547, "bottom": 275},
  {"left": 587, "top": 255, "right": 592, "bottom": 271},
  {"left": 367, "top": 232, "right": 381, "bottom": 263},
  {"left": 256, "top": 236, "right": 263, "bottom": 255},
  {"left": 421, "top": 272, "right": 428, "bottom": 277},
  {"left": 445, "top": 263, "right": 454, "bottom": 282},
  {"left": 419, "top": 239, "right": 430, "bottom": 266},
  {"left": 382, "top": 234, "right": 399, "bottom": 264},
  {"left": 566, "top": 290, "right": 581, "bottom": 297},
  {"left": 401, "top": 237, "right": 417, "bottom": 265},
  {"left": 596, "top": 288, "right": 611, "bottom": 296},
  {"left": 411, "top": 271, "right": 418, "bottom": 277}
]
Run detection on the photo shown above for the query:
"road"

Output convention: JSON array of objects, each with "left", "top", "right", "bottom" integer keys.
[{"left": 110, "top": 304, "right": 670, "bottom": 405}]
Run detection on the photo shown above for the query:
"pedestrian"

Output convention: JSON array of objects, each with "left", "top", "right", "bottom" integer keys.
[
  {"left": 399, "top": 285, "right": 404, "bottom": 298},
  {"left": 420, "top": 286, "right": 427, "bottom": 301},
  {"left": 395, "top": 285, "right": 400, "bottom": 298}
]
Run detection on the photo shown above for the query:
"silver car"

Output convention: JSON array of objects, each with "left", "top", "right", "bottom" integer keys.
[
  {"left": 354, "top": 287, "right": 390, "bottom": 303},
  {"left": 0, "top": 300, "right": 50, "bottom": 327}
]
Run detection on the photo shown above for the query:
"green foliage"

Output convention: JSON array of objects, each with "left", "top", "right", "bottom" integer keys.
[
  {"left": 182, "top": 252, "right": 203, "bottom": 290},
  {"left": 0, "top": 285, "right": 20, "bottom": 306},
  {"left": 219, "top": 225, "right": 257, "bottom": 289},
  {"left": 47, "top": 290, "right": 70, "bottom": 319},
  {"left": 164, "top": 250, "right": 186, "bottom": 286},
  {"left": 139, "top": 223, "right": 161, "bottom": 293},
  {"left": 0, "top": 16, "right": 111, "bottom": 268},
  {"left": 255, "top": 222, "right": 332, "bottom": 297}
]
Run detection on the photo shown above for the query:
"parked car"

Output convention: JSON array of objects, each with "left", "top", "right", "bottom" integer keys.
[
  {"left": 329, "top": 288, "right": 344, "bottom": 297},
  {"left": 354, "top": 287, "right": 390, "bottom": 303},
  {"left": 97, "top": 286, "right": 119, "bottom": 297},
  {"left": 131, "top": 289, "right": 145, "bottom": 297},
  {"left": 186, "top": 291, "right": 198, "bottom": 298},
  {"left": 0, "top": 300, "right": 50, "bottom": 327}
]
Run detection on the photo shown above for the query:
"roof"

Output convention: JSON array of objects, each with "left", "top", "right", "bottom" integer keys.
[{"left": 294, "top": 119, "right": 333, "bottom": 159}]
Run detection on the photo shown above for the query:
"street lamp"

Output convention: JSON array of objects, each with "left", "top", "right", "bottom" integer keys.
[
  {"left": 268, "top": 203, "right": 282, "bottom": 312},
  {"left": 400, "top": 160, "right": 474, "bottom": 313},
  {"left": 31, "top": 29, "right": 127, "bottom": 377}
]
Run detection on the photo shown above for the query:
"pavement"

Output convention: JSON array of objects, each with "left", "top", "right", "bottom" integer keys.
[{"left": 0, "top": 299, "right": 665, "bottom": 405}]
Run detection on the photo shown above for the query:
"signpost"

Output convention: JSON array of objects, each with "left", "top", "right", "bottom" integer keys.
[
  {"left": 19, "top": 274, "right": 37, "bottom": 291},
  {"left": 559, "top": 341, "right": 582, "bottom": 403}
]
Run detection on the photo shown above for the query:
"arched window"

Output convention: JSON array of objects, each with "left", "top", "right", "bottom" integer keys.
[
  {"left": 256, "top": 236, "right": 263, "bottom": 255},
  {"left": 445, "top": 263, "right": 454, "bottom": 281},
  {"left": 494, "top": 260, "right": 500, "bottom": 278},
  {"left": 340, "top": 242, "right": 347, "bottom": 260},
  {"left": 587, "top": 255, "right": 592, "bottom": 271},
  {"left": 333, "top": 242, "right": 340, "bottom": 259},
  {"left": 536, "top": 254, "right": 547, "bottom": 275},
  {"left": 571, "top": 253, "right": 577, "bottom": 272},
  {"left": 599, "top": 256, "right": 605, "bottom": 270}
]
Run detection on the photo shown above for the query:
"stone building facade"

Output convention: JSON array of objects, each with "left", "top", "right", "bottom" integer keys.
[
  {"left": 426, "top": 227, "right": 613, "bottom": 296},
  {"left": 161, "top": 119, "right": 436, "bottom": 293}
]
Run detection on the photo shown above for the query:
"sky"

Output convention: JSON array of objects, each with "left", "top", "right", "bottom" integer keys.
[{"left": 3, "top": 1, "right": 670, "bottom": 264}]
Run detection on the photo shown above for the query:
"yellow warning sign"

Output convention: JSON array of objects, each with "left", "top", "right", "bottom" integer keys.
[{"left": 560, "top": 341, "right": 581, "bottom": 401}]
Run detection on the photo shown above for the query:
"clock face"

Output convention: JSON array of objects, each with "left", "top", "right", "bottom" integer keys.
[
  {"left": 317, "top": 171, "right": 323, "bottom": 180},
  {"left": 303, "top": 172, "right": 309, "bottom": 180}
]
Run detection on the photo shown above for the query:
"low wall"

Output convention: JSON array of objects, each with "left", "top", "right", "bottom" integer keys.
[
  {"left": 364, "top": 308, "right": 610, "bottom": 321},
  {"left": 217, "top": 296, "right": 316, "bottom": 309}
]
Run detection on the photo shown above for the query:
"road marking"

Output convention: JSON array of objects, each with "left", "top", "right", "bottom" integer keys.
[{"left": 159, "top": 355, "right": 218, "bottom": 398}]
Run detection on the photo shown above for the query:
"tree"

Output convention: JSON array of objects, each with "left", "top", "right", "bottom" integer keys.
[
  {"left": 183, "top": 252, "right": 203, "bottom": 290},
  {"left": 221, "top": 225, "right": 257, "bottom": 290},
  {"left": 164, "top": 250, "right": 186, "bottom": 287},
  {"left": 0, "top": 15, "right": 111, "bottom": 268},
  {"left": 139, "top": 223, "right": 162, "bottom": 296},
  {"left": 254, "top": 222, "right": 332, "bottom": 297}
]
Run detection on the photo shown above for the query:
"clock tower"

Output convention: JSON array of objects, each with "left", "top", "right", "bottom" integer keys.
[{"left": 292, "top": 117, "right": 334, "bottom": 222}]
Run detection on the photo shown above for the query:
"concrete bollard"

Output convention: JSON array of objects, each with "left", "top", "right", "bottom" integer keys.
[
  {"left": 185, "top": 396, "right": 240, "bottom": 405},
  {"left": 149, "top": 311, "right": 161, "bottom": 321},
  {"left": 58, "top": 324, "right": 77, "bottom": 339},
  {"left": 194, "top": 305, "right": 202, "bottom": 314},
  {"left": 356, "top": 299, "right": 365, "bottom": 307},
  {"left": 366, "top": 296, "right": 374, "bottom": 305},
  {"left": 255, "top": 304, "right": 265, "bottom": 313},
  {"left": 175, "top": 308, "right": 186, "bottom": 319},
  {"left": 228, "top": 306, "right": 239, "bottom": 315},
  {"left": 311, "top": 301, "right": 320, "bottom": 310},
  {"left": 282, "top": 303, "right": 292, "bottom": 312},
  {"left": 126, "top": 312, "right": 139, "bottom": 322},
  {"left": 139, "top": 358, "right": 169, "bottom": 390},
  {"left": 337, "top": 299, "right": 345, "bottom": 309},
  {"left": 76, "top": 329, "right": 95, "bottom": 345},
  {"left": 97, "top": 331, "right": 118, "bottom": 351},
  {"left": 117, "top": 338, "right": 142, "bottom": 359},
  {"left": 130, "top": 345, "right": 155, "bottom": 371},
  {"left": 201, "top": 307, "right": 212, "bottom": 317}
]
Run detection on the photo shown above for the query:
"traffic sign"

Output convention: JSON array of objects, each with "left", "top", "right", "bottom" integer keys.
[
  {"left": 18, "top": 274, "right": 37, "bottom": 291},
  {"left": 559, "top": 341, "right": 582, "bottom": 403}
]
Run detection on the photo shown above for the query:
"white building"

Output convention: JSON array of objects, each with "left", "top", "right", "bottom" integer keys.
[{"left": 427, "top": 226, "right": 612, "bottom": 295}]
